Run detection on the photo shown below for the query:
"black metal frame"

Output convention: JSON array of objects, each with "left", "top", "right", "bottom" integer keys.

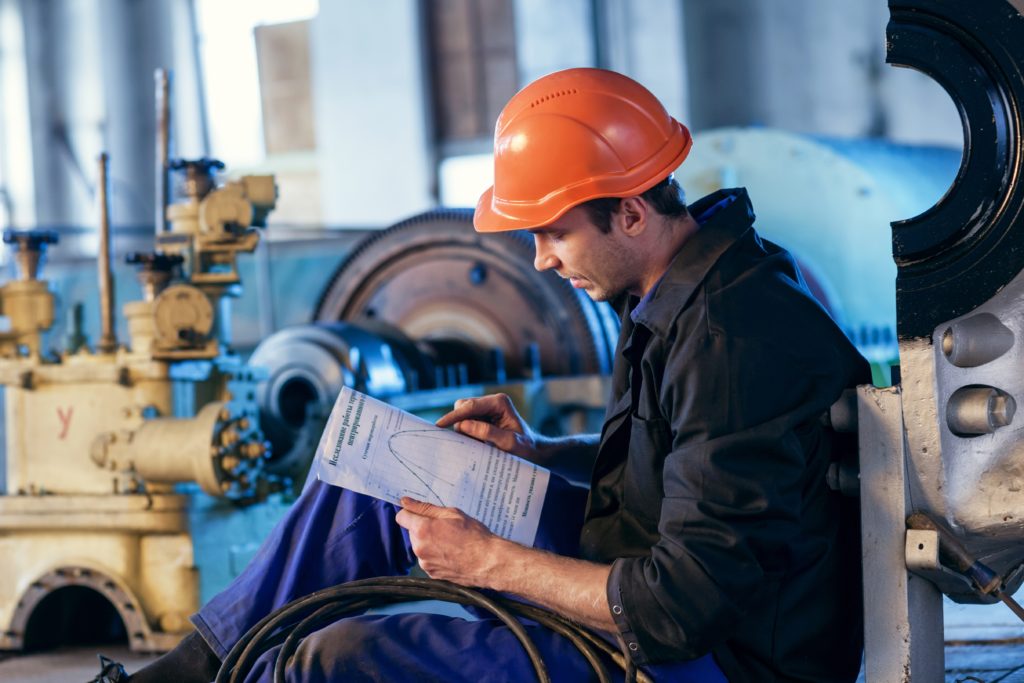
[{"left": 887, "top": 0, "right": 1024, "bottom": 339}]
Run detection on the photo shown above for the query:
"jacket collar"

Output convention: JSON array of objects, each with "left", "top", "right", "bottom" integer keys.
[{"left": 628, "top": 187, "right": 755, "bottom": 338}]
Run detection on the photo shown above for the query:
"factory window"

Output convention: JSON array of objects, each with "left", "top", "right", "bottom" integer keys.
[
  {"left": 427, "top": 0, "right": 518, "bottom": 152},
  {"left": 439, "top": 154, "right": 493, "bottom": 207},
  {"left": 426, "top": 0, "right": 516, "bottom": 206},
  {"left": 195, "top": 0, "right": 319, "bottom": 167},
  {"left": 253, "top": 21, "right": 317, "bottom": 155}
]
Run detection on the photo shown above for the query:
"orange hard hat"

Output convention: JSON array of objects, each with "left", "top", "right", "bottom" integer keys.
[{"left": 474, "top": 68, "right": 692, "bottom": 233}]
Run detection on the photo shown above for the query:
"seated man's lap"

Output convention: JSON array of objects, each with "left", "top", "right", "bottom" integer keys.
[{"left": 195, "top": 473, "right": 588, "bottom": 659}]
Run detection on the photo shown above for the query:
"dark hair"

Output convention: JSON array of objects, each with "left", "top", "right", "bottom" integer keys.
[{"left": 582, "top": 175, "right": 689, "bottom": 234}]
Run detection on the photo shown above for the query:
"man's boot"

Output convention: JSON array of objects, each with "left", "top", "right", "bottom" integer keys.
[{"left": 86, "top": 630, "right": 221, "bottom": 683}]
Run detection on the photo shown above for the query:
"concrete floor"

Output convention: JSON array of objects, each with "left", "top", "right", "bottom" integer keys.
[
  {"left": 942, "top": 600, "right": 1024, "bottom": 682},
  {"left": 943, "top": 643, "right": 1024, "bottom": 682},
  {"left": 0, "top": 646, "right": 157, "bottom": 682}
]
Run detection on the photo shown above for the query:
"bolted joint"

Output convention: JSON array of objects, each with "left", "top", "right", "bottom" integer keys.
[{"left": 946, "top": 385, "right": 1017, "bottom": 436}]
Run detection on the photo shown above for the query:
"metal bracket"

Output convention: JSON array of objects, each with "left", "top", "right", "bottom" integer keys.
[
  {"left": 887, "top": 0, "right": 1024, "bottom": 338},
  {"left": 905, "top": 528, "right": 981, "bottom": 598}
]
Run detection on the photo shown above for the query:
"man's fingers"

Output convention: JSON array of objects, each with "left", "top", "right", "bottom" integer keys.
[
  {"left": 394, "top": 508, "right": 420, "bottom": 532},
  {"left": 454, "top": 420, "right": 516, "bottom": 451},
  {"left": 400, "top": 497, "right": 455, "bottom": 519},
  {"left": 400, "top": 496, "right": 435, "bottom": 515},
  {"left": 435, "top": 394, "right": 512, "bottom": 428},
  {"left": 434, "top": 411, "right": 458, "bottom": 428},
  {"left": 434, "top": 398, "right": 482, "bottom": 427}
]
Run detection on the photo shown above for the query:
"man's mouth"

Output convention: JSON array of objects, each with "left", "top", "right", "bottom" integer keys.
[{"left": 567, "top": 276, "right": 587, "bottom": 289}]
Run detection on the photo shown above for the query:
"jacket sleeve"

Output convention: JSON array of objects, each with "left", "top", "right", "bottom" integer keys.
[{"left": 605, "top": 308, "right": 842, "bottom": 664}]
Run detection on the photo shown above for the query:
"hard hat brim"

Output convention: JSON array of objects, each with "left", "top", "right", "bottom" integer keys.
[{"left": 473, "top": 123, "right": 692, "bottom": 233}]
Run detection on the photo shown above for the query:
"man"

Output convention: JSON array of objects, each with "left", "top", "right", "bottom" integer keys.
[{"left": 106, "top": 68, "right": 868, "bottom": 683}]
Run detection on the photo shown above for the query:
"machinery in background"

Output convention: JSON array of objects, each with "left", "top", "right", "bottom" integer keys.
[
  {"left": 0, "top": 151, "right": 278, "bottom": 652},
  {"left": 0, "top": 155, "right": 625, "bottom": 655},
  {"left": 0, "top": 68, "right": 625, "bottom": 653}
]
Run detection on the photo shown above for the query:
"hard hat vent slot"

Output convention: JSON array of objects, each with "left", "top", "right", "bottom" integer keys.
[{"left": 530, "top": 89, "right": 579, "bottom": 108}]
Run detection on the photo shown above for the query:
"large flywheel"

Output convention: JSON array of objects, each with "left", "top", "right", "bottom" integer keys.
[{"left": 314, "top": 209, "right": 619, "bottom": 381}]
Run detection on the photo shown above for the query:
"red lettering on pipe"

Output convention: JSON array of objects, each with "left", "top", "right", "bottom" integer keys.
[{"left": 57, "top": 406, "right": 73, "bottom": 440}]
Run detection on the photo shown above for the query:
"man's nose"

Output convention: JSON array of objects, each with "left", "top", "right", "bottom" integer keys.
[{"left": 533, "top": 237, "right": 559, "bottom": 272}]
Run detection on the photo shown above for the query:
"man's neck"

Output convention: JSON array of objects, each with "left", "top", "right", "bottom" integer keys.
[{"left": 635, "top": 214, "right": 700, "bottom": 298}]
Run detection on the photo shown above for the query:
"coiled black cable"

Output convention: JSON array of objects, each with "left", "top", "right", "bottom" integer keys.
[{"left": 214, "top": 576, "right": 648, "bottom": 683}]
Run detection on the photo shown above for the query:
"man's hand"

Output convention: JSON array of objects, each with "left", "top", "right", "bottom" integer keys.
[
  {"left": 435, "top": 393, "right": 547, "bottom": 463},
  {"left": 437, "top": 393, "right": 600, "bottom": 483},
  {"left": 395, "top": 497, "right": 501, "bottom": 586},
  {"left": 396, "top": 497, "right": 616, "bottom": 631}
]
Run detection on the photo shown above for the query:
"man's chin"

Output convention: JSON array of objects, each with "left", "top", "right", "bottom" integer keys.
[
  {"left": 583, "top": 287, "right": 615, "bottom": 302},
  {"left": 567, "top": 278, "right": 619, "bottom": 302}
]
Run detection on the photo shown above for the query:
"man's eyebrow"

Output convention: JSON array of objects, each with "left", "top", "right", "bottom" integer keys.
[{"left": 527, "top": 227, "right": 556, "bottom": 235}]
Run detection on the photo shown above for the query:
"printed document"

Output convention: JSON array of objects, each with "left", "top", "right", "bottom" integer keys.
[{"left": 311, "top": 387, "right": 550, "bottom": 547}]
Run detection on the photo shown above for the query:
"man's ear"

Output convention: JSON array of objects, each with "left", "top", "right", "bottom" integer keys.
[{"left": 615, "top": 197, "right": 648, "bottom": 236}]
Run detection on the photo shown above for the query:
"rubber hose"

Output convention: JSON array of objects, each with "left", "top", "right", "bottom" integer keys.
[{"left": 215, "top": 576, "right": 648, "bottom": 683}]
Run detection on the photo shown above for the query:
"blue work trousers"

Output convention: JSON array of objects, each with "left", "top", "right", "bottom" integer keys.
[{"left": 192, "top": 475, "right": 727, "bottom": 682}]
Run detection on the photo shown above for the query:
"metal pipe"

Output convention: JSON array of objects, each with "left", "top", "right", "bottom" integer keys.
[
  {"left": 97, "top": 152, "right": 117, "bottom": 353},
  {"left": 154, "top": 68, "right": 171, "bottom": 236},
  {"left": 89, "top": 402, "right": 262, "bottom": 500}
]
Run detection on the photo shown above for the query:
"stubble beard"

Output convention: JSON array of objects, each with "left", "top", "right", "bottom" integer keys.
[{"left": 581, "top": 280, "right": 624, "bottom": 303}]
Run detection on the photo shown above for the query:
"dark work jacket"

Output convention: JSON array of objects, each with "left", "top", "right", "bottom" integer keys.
[{"left": 578, "top": 188, "right": 869, "bottom": 683}]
